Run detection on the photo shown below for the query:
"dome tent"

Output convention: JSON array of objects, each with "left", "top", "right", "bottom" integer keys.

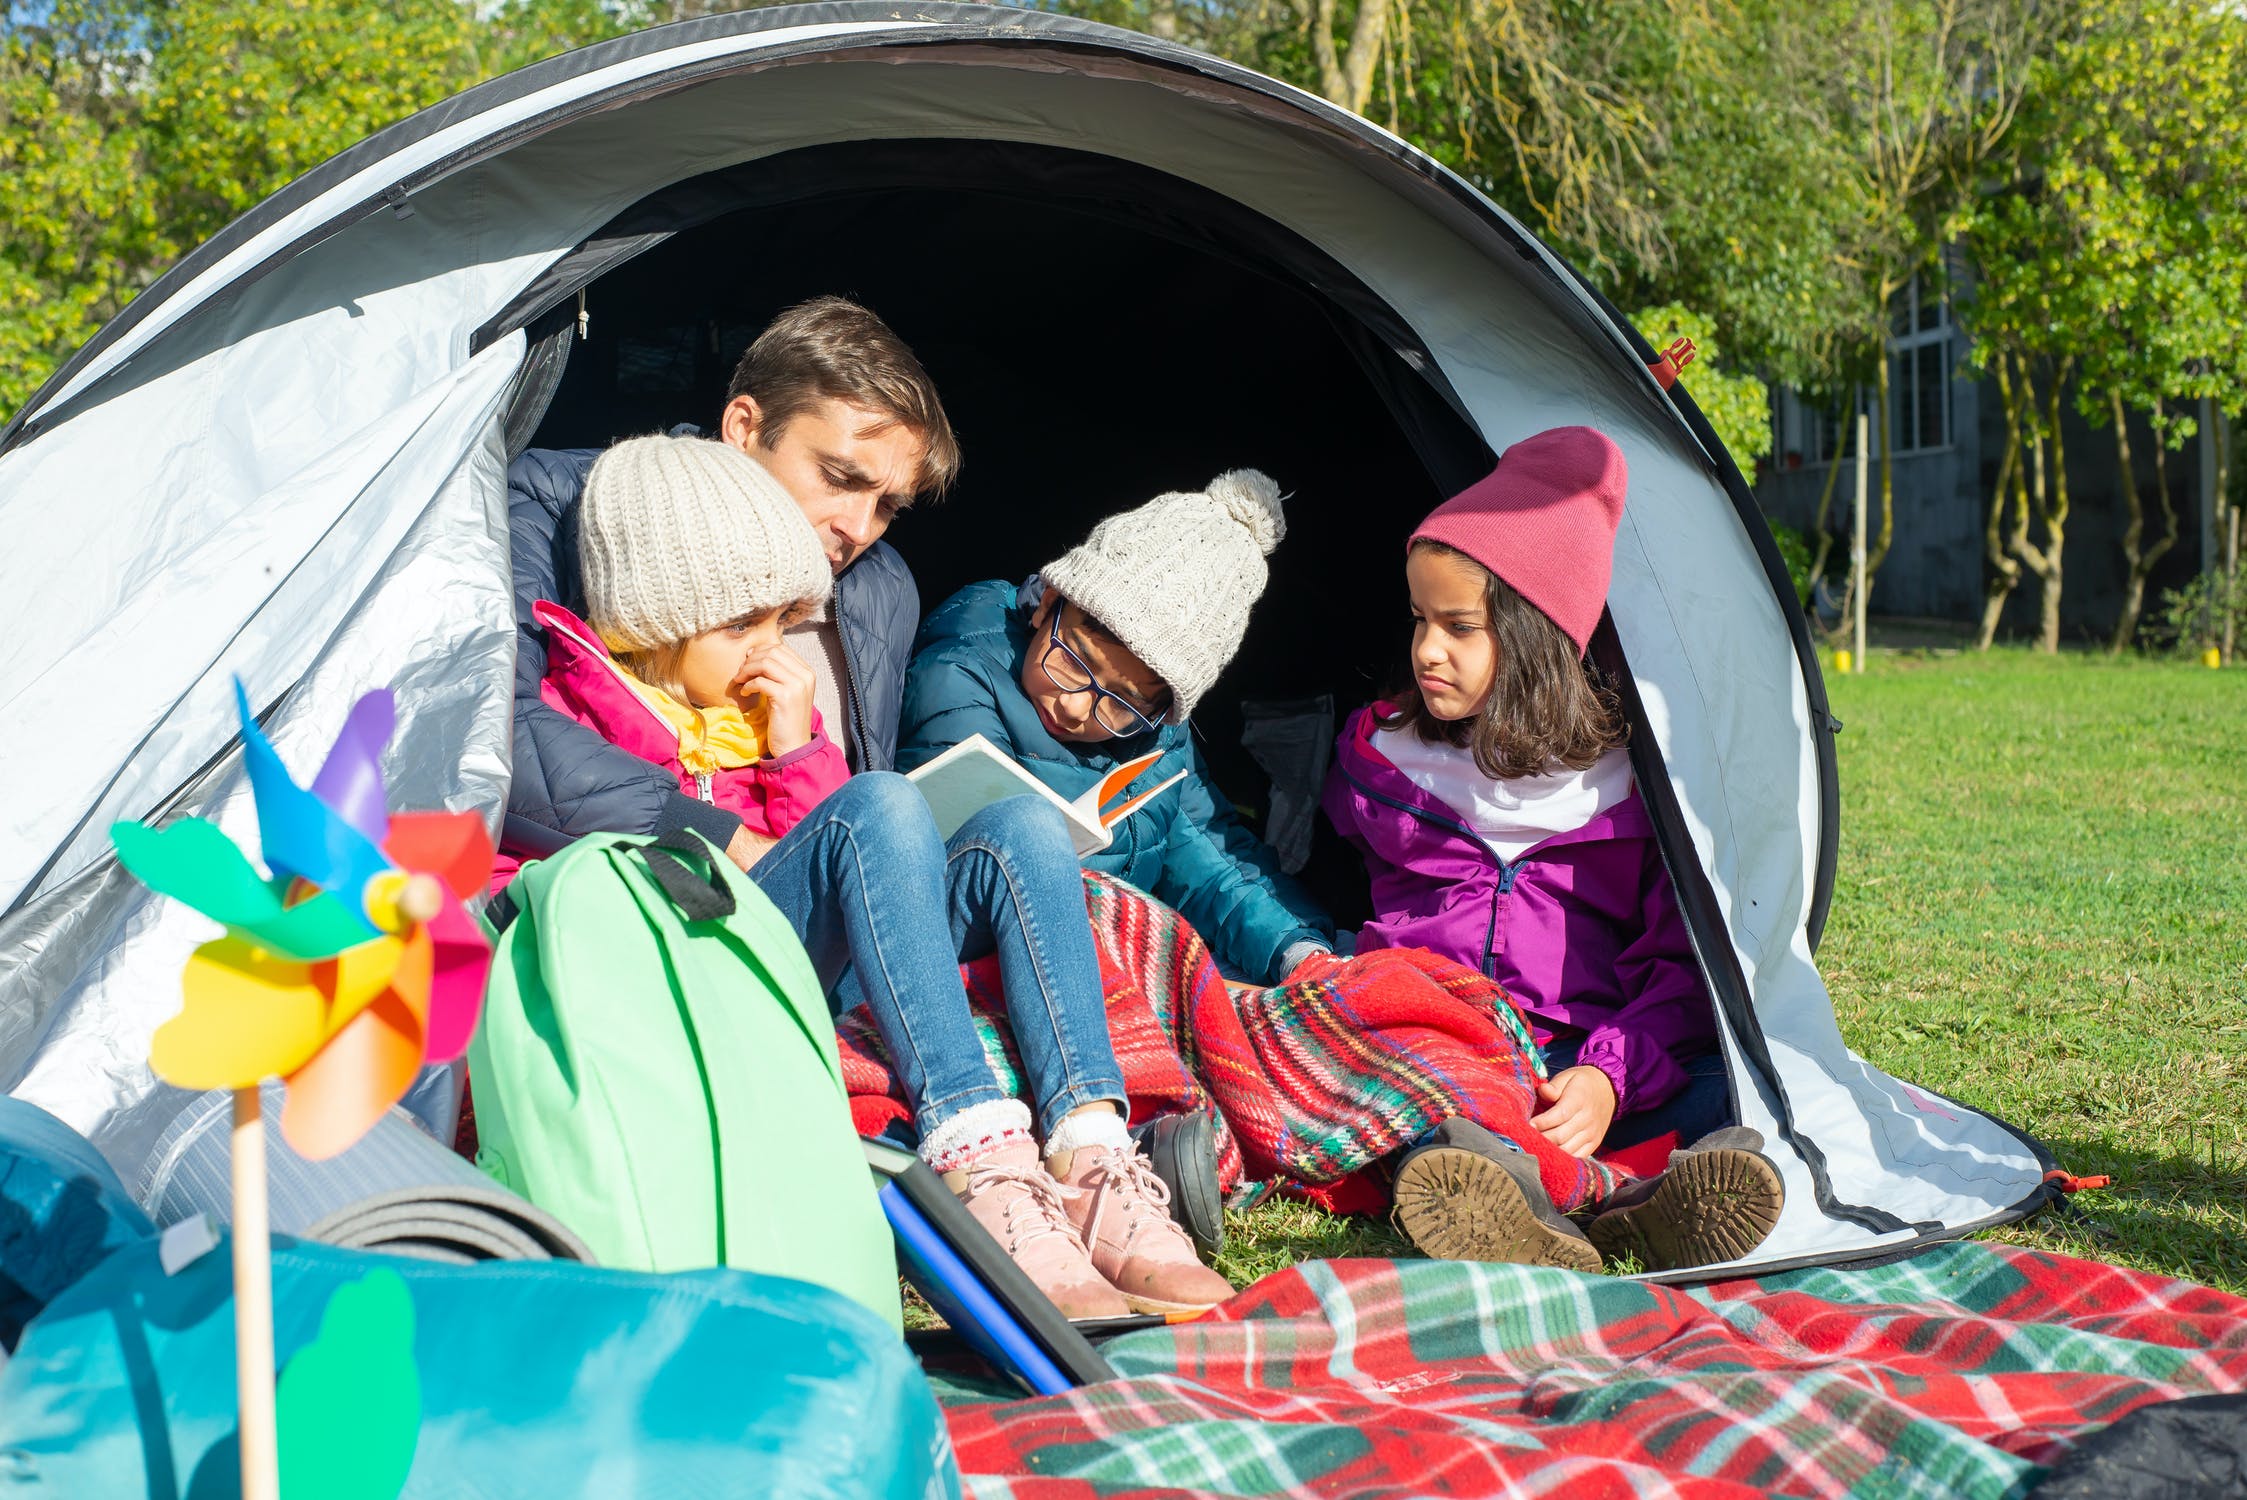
[{"left": 0, "top": 2, "right": 2054, "bottom": 1276}]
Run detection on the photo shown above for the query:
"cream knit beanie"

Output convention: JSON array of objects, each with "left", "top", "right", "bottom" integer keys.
[
  {"left": 1039, "top": 470, "right": 1287, "bottom": 723},
  {"left": 578, "top": 434, "right": 831, "bottom": 652}
]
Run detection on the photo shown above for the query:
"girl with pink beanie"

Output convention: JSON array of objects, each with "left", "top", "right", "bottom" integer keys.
[{"left": 1324, "top": 426, "right": 1784, "bottom": 1271}]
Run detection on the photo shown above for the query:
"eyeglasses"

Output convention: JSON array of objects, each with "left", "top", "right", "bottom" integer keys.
[{"left": 1039, "top": 609, "right": 1166, "bottom": 738}]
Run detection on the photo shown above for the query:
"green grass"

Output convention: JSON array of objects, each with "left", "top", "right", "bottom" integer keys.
[
  {"left": 1219, "top": 649, "right": 2247, "bottom": 1297},
  {"left": 1818, "top": 649, "right": 2245, "bottom": 1294}
]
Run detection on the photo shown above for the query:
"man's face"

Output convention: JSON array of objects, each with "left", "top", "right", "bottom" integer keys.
[{"left": 721, "top": 394, "right": 928, "bottom": 574}]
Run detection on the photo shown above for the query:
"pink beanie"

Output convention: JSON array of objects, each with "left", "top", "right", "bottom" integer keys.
[{"left": 1408, "top": 426, "right": 1628, "bottom": 654}]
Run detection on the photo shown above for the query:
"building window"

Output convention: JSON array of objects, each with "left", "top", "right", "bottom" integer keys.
[
  {"left": 1887, "top": 276, "right": 1953, "bottom": 455},
  {"left": 1772, "top": 387, "right": 1852, "bottom": 468}
]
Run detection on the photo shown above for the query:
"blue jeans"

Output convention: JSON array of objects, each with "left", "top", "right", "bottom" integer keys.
[
  {"left": 1543, "top": 1039, "right": 1733, "bottom": 1151},
  {"left": 749, "top": 773, "right": 1125, "bottom": 1137}
]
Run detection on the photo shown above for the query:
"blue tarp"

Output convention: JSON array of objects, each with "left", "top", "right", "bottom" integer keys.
[{"left": 0, "top": 1232, "right": 956, "bottom": 1498}]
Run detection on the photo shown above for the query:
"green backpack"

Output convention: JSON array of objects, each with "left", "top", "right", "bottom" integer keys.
[{"left": 469, "top": 829, "right": 900, "bottom": 1331}]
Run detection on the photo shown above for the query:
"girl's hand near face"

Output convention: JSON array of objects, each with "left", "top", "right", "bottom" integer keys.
[
  {"left": 1529, "top": 1065, "right": 1617, "bottom": 1159},
  {"left": 737, "top": 643, "right": 818, "bottom": 756}
]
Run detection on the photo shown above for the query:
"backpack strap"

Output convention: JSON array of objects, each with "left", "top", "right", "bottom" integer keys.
[{"left": 638, "top": 830, "right": 737, "bottom": 922}]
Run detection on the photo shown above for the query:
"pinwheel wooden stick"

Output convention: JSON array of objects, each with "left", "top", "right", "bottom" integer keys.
[
  {"left": 112, "top": 683, "right": 493, "bottom": 1500},
  {"left": 233, "top": 1088, "right": 279, "bottom": 1500}
]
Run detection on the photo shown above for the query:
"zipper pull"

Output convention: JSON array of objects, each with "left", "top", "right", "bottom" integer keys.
[
  {"left": 576, "top": 289, "right": 589, "bottom": 340},
  {"left": 694, "top": 772, "right": 714, "bottom": 803}
]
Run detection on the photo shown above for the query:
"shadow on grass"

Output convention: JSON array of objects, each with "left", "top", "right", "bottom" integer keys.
[
  {"left": 1212, "top": 1132, "right": 2247, "bottom": 1300},
  {"left": 1214, "top": 1195, "right": 1417, "bottom": 1288},
  {"left": 1987, "top": 1130, "right": 2247, "bottom": 1297}
]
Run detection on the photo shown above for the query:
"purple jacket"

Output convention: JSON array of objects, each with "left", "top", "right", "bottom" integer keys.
[{"left": 1322, "top": 703, "right": 1715, "bottom": 1114}]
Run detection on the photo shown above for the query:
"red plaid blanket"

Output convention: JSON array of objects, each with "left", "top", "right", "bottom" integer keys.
[
  {"left": 947, "top": 1240, "right": 2247, "bottom": 1498},
  {"left": 838, "top": 875, "right": 1620, "bottom": 1214}
]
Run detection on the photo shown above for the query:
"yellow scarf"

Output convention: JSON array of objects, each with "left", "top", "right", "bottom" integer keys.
[{"left": 609, "top": 659, "right": 772, "bottom": 776}]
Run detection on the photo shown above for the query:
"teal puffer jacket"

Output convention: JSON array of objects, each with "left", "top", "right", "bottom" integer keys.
[{"left": 900, "top": 578, "right": 1333, "bottom": 984}]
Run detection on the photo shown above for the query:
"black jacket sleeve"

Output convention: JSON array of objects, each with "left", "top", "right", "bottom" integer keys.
[{"left": 504, "top": 447, "right": 743, "bottom": 849}]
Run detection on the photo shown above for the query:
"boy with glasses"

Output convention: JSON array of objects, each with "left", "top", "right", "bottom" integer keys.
[{"left": 900, "top": 471, "right": 1335, "bottom": 988}]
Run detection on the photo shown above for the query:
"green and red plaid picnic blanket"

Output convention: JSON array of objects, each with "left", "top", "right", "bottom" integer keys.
[
  {"left": 838, "top": 874, "right": 1623, "bottom": 1213},
  {"left": 946, "top": 1240, "right": 2247, "bottom": 1498}
]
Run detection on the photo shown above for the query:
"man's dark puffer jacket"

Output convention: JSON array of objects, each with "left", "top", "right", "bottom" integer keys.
[{"left": 505, "top": 445, "right": 920, "bottom": 853}]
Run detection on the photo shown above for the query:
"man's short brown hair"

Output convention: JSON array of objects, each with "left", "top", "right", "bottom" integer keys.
[{"left": 725, "top": 296, "right": 961, "bottom": 497}]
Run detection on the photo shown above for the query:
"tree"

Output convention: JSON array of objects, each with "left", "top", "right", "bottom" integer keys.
[
  {"left": 0, "top": 1, "right": 172, "bottom": 418},
  {"left": 1962, "top": 0, "right": 2247, "bottom": 651},
  {"left": 1646, "top": 0, "right": 1871, "bottom": 395},
  {"left": 0, "top": 0, "right": 639, "bottom": 423},
  {"left": 1817, "top": 0, "right": 2044, "bottom": 612}
]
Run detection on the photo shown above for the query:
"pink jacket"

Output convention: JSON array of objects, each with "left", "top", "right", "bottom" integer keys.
[{"left": 531, "top": 597, "right": 847, "bottom": 841}]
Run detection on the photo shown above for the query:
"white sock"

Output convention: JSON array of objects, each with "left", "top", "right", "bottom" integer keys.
[
  {"left": 1043, "top": 1107, "right": 1133, "bottom": 1161},
  {"left": 920, "top": 1099, "right": 1034, "bottom": 1176}
]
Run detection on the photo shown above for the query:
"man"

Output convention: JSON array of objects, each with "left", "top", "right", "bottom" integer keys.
[
  {"left": 506, "top": 296, "right": 961, "bottom": 870},
  {"left": 504, "top": 297, "right": 1230, "bottom": 1257}
]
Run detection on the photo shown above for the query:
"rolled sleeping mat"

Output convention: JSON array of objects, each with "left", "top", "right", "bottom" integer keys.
[{"left": 137, "top": 1081, "right": 593, "bottom": 1264}]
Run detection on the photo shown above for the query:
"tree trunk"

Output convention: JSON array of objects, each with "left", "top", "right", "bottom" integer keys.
[
  {"left": 2114, "top": 395, "right": 2180, "bottom": 654},
  {"left": 2107, "top": 390, "right": 2143, "bottom": 655},
  {"left": 1868, "top": 343, "right": 1895, "bottom": 584},
  {"left": 2040, "top": 377, "right": 2071, "bottom": 652},
  {"left": 1311, "top": 0, "right": 1347, "bottom": 105},
  {"left": 1976, "top": 358, "right": 2025, "bottom": 651},
  {"left": 2227, "top": 503, "right": 2240, "bottom": 667},
  {"left": 1805, "top": 406, "right": 1849, "bottom": 616},
  {"left": 2009, "top": 357, "right": 2067, "bottom": 653},
  {"left": 1147, "top": 0, "right": 1179, "bottom": 39},
  {"left": 2219, "top": 406, "right": 2238, "bottom": 666},
  {"left": 1310, "top": 0, "right": 1388, "bottom": 112}
]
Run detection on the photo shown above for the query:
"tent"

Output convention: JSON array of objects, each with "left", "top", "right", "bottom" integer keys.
[{"left": 0, "top": 1, "right": 2056, "bottom": 1276}]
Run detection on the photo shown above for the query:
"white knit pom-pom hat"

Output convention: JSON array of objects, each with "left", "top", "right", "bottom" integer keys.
[
  {"left": 1039, "top": 469, "right": 1288, "bottom": 723},
  {"left": 578, "top": 434, "right": 832, "bottom": 653}
]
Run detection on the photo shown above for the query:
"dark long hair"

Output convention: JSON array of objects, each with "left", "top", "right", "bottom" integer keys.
[{"left": 1389, "top": 540, "right": 1626, "bottom": 779}]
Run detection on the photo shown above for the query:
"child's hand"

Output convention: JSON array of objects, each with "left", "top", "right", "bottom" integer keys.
[
  {"left": 1530, "top": 1066, "right": 1617, "bottom": 1159},
  {"left": 736, "top": 644, "right": 818, "bottom": 756}
]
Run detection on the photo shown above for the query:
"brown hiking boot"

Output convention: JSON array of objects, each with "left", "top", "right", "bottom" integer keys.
[
  {"left": 1583, "top": 1129, "right": 1785, "bottom": 1271},
  {"left": 1391, "top": 1117, "right": 1602, "bottom": 1272},
  {"left": 1049, "top": 1143, "right": 1236, "bottom": 1314},
  {"left": 947, "top": 1141, "right": 1131, "bottom": 1320}
]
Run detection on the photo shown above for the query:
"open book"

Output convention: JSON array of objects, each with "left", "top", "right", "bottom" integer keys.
[{"left": 906, "top": 734, "right": 1188, "bottom": 858}]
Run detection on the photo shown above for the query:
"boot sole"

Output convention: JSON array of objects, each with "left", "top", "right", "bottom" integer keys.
[
  {"left": 1149, "top": 1111, "right": 1228, "bottom": 1255},
  {"left": 1587, "top": 1148, "right": 1785, "bottom": 1271},
  {"left": 1391, "top": 1147, "right": 1602, "bottom": 1272}
]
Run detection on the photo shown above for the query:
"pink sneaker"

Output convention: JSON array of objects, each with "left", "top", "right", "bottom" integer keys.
[
  {"left": 946, "top": 1142, "right": 1130, "bottom": 1321},
  {"left": 1050, "top": 1144, "right": 1236, "bottom": 1314}
]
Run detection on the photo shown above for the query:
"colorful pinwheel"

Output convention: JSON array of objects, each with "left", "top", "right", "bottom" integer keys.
[
  {"left": 112, "top": 682, "right": 495, "bottom": 1158},
  {"left": 109, "top": 680, "right": 478, "bottom": 1500}
]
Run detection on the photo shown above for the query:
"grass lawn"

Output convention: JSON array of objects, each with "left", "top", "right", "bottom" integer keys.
[{"left": 1213, "top": 648, "right": 2247, "bottom": 1297}]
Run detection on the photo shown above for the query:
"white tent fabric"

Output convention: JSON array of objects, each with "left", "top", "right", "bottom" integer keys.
[{"left": 0, "top": 3, "right": 2051, "bottom": 1272}]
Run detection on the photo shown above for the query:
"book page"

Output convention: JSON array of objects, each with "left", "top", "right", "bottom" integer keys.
[{"left": 906, "top": 735, "right": 1109, "bottom": 856}]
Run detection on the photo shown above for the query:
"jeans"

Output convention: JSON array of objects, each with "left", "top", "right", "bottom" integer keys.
[
  {"left": 1543, "top": 1038, "right": 1733, "bottom": 1151},
  {"left": 749, "top": 773, "right": 1125, "bottom": 1137}
]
